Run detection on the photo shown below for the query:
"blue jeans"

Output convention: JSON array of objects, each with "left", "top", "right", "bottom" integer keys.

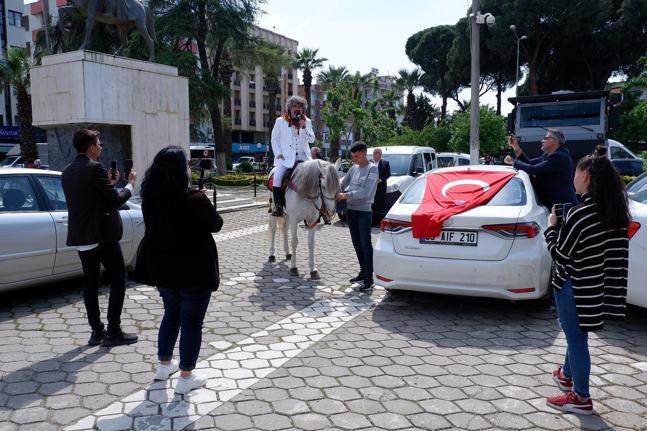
[
  {"left": 554, "top": 277, "right": 590, "bottom": 398},
  {"left": 347, "top": 209, "right": 373, "bottom": 281},
  {"left": 158, "top": 287, "right": 212, "bottom": 371}
]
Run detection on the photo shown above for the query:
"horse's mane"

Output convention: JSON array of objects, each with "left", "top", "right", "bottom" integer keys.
[{"left": 292, "top": 159, "right": 339, "bottom": 199}]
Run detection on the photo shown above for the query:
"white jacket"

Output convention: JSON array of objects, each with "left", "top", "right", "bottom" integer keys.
[{"left": 271, "top": 116, "right": 315, "bottom": 168}]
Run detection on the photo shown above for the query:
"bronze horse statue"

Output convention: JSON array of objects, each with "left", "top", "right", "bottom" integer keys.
[{"left": 60, "top": 0, "right": 156, "bottom": 61}]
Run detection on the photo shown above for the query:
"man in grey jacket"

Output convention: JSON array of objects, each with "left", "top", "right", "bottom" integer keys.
[{"left": 336, "top": 141, "right": 379, "bottom": 291}]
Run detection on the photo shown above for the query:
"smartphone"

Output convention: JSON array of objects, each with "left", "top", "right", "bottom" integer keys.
[
  {"left": 110, "top": 160, "right": 117, "bottom": 179},
  {"left": 124, "top": 159, "right": 133, "bottom": 179}
]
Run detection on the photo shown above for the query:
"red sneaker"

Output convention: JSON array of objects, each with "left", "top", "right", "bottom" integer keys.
[
  {"left": 546, "top": 391, "right": 593, "bottom": 415},
  {"left": 552, "top": 367, "right": 573, "bottom": 392}
]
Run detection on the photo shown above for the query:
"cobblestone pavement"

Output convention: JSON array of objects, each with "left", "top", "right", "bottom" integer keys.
[{"left": 1, "top": 207, "right": 647, "bottom": 430}]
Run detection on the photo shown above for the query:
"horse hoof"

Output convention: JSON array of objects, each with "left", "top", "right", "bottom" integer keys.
[
  {"left": 268, "top": 255, "right": 276, "bottom": 263},
  {"left": 285, "top": 254, "right": 292, "bottom": 261},
  {"left": 289, "top": 268, "right": 299, "bottom": 277},
  {"left": 310, "top": 271, "right": 320, "bottom": 280}
]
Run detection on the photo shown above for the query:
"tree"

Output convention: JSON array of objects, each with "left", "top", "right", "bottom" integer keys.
[
  {"left": 406, "top": 25, "right": 464, "bottom": 121},
  {"left": 413, "top": 94, "right": 438, "bottom": 130},
  {"left": 396, "top": 68, "right": 421, "bottom": 129},
  {"left": 448, "top": 106, "right": 506, "bottom": 155},
  {"left": 0, "top": 48, "right": 36, "bottom": 161},
  {"left": 148, "top": 0, "right": 263, "bottom": 174},
  {"left": 480, "top": 0, "right": 647, "bottom": 95},
  {"left": 321, "top": 84, "right": 352, "bottom": 159},
  {"left": 294, "top": 48, "right": 327, "bottom": 117},
  {"left": 317, "top": 65, "right": 350, "bottom": 89}
]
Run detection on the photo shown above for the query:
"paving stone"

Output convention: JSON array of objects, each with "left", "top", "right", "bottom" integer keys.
[
  {"left": 251, "top": 413, "right": 292, "bottom": 431},
  {"left": 369, "top": 412, "right": 412, "bottom": 429},
  {"left": 329, "top": 412, "right": 371, "bottom": 430},
  {"left": 408, "top": 413, "right": 452, "bottom": 430},
  {"left": 292, "top": 413, "right": 331, "bottom": 430}
]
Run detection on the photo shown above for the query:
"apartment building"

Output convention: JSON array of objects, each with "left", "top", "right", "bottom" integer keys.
[
  {"left": 226, "top": 26, "right": 299, "bottom": 159},
  {"left": 0, "top": 0, "right": 27, "bottom": 143}
]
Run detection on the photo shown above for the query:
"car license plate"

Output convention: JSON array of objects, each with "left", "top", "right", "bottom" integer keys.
[{"left": 420, "top": 230, "right": 478, "bottom": 246}]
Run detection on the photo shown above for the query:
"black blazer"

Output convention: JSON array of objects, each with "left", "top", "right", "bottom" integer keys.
[
  {"left": 62, "top": 155, "right": 132, "bottom": 246},
  {"left": 377, "top": 159, "right": 391, "bottom": 184},
  {"left": 142, "top": 190, "right": 223, "bottom": 291}
]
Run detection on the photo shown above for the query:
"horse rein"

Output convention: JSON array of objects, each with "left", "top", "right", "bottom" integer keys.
[{"left": 307, "top": 174, "right": 335, "bottom": 226}]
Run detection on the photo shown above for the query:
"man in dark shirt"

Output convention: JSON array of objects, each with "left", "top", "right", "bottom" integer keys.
[
  {"left": 371, "top": 148, "right": 391, "bottom": 226},
  {"left": 506, "top": 128, "right": 578, "bottom": 209}
]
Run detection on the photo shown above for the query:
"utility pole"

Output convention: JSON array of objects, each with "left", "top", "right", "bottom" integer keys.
[
  {"left": 469, "top": 0, "right": 480, "bottom": 165},
  {"left": 42, "top": 0, "right": 52, "bottom": 54}
]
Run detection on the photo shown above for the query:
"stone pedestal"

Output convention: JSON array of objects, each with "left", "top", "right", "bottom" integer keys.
[{"left": 31, "top": 50, "right": 189, "bottom": 180}]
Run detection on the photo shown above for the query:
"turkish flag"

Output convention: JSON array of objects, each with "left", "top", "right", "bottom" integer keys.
[{"left": 411, "top": 170, "right": 516, "bottom": 239}]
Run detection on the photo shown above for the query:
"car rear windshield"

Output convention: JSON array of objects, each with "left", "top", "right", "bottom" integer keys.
[
  {"left": 400, "top": 175, "right": 527, "bottom": 206},
  {"left": 380, "top": 154, "right": 411, "bottom": 176}
]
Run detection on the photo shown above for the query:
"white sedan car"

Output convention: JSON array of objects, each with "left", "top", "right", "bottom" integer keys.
[
  {"left": 0, "top": 168, "right": 145, "bottom": 293},
  {"left": 375, "top": 165, "right": 647, "bottom": 307},
  {"left": 374, "top": 166, "right": 553, "bottom": 301}
]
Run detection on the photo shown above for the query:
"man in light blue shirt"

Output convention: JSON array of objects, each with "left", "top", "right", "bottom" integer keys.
[{"left": 337, "top": 141, "right": 379, "bottom": 290}]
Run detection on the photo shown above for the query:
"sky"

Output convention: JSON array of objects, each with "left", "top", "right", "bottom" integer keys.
[{"left": 257, "top": 0, "right": 517, "bottom": 115}]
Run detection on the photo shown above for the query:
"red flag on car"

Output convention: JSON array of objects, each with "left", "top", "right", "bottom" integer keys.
[{"left": 411, "top": 170, "right": 516, "bottom": 239}]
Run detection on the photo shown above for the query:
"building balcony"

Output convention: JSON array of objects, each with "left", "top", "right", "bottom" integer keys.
[
  {"left": 249, "top": 83, "right": 256, "bottom": 89},
  {"left": 234, "top": 99, "right": 241, "bottom": 106},
  {"left": 234, "top": 80, "right": 241, "bottom": 86},
  {"left": 249, "top": 101, "right": 256, "bottom": 108},
  {"left": 234, "top": 119, "right": 241, "bottom": 126}
]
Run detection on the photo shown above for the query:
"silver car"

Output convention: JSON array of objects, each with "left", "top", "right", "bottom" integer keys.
[{"left": 0, "top": 168, "right": 145, "bottom": 292}]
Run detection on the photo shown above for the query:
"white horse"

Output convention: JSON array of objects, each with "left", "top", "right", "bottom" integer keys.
[{"left": 268, "top": 159, "right": 339, "bottom": 279}]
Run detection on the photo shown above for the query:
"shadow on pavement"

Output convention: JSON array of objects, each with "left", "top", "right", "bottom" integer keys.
[{"left": 0, "top": 345, "right": 108, "bottom": 411}]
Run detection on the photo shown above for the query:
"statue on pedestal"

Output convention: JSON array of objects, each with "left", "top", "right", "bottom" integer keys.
[{"left": 60, "top": 0, "right": 156, "bottom": 61}]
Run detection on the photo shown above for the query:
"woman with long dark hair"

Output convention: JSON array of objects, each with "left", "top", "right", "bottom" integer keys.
[
  {"left": 544, "top": 146, "right": 630, "bottom": 415},
  {"left": 140, "top": 146, "right": 223, "bottom": 395}
]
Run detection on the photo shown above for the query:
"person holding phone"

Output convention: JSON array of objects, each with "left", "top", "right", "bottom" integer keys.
[
  {"left": 270, "top": 95, "right": 315, "bottom": 217},
  {"left": 504, "top": 129, "right": 578, "bottom": 209},
  {"left": 544, "top": 146, "right": 630, "bottom": 415},
  {"left": 140, "top": 146, "right": 223, "bottom": 394},
  {"left": 61, "top": 129, "right": 138, "bottom": 347}
]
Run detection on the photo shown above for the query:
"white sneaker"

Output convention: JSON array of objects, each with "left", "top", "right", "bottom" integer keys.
[
  {"left": 175, "top": 373, "right": 207, "bottom": 394},
  {"left": 154, "top": 359, "right": 179, "bottom": 381}
]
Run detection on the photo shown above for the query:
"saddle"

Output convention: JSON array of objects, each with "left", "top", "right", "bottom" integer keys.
[{"left": 266, "top": 160, "right": 305, "bottom": 192}]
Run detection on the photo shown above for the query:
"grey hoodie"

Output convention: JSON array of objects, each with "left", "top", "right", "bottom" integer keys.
[{"left": 340, "top": 162, "right": 379, "bottom": 212}]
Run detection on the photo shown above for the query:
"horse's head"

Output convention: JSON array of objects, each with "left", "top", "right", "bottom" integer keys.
[{"left": 292, "top": 159, "right": 339, "bottom": 222}]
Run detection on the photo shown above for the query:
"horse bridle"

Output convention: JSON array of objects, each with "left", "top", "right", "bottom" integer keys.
[{"left": 308, "top": 174, "right": 336, "bottom": 225}]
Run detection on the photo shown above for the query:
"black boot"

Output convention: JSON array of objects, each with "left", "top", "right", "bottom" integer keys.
[{"left": 272, "top": 187, "right": 284, "bottom": 217}]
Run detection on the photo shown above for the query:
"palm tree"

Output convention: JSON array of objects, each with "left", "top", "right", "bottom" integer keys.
[
  {"left": 316, "top": 65, "right": 350, "bottom": 89},
  {"left": 294, "top": 48, "right": 327, "bottom": 117},
  {"left": 396, "top": 68, "right": 421, "bottom": 129},
  {"left": 0, "top": 48, "right": 36, "bottom": 161}
]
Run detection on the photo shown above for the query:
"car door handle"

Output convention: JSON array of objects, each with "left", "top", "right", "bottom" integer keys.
[{"left": 56, "top": 216, "right": 68, "bottom": 224}]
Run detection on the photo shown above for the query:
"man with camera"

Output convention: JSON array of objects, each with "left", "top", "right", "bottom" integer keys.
[
  {"left": 62, "top": 129, "right": 139, "bottom": 347},
  {"left": 270, "top": 95, "right": 315, "bottom": 217},
  {"left": 505, "top": 129, "right": 578, "bottom": 210}
]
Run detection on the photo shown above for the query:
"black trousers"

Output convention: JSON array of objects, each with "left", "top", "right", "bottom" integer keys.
[{"left": 77, "top": 242, "right": 127, "bottom": 333}]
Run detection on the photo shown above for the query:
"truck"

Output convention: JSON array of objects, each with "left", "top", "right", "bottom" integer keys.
[{"left": 507, "top": 90, "right": 643, "bottom": 176}]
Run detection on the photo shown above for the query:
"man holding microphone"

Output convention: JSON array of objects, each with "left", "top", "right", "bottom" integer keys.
[{"left": 270, "top": 96, "right": 315, "bottom": 217}]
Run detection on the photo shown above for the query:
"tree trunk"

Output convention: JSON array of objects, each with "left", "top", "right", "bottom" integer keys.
[
  {"left": 405, "top": 92, "right": 416, "bottom": 129},
  {"left": 440, "top": 96, "right": 448, "bottom": 123},
  {"left": 303, "top": 68, "right": 312, "bottom": 117},
  {"left": 17, "top": 87, "right": 36, "bottom": 161}
]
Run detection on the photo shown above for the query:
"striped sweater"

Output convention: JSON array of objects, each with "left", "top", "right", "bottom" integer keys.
[{"left": 544, "top": 195, "right": 629, "bottom": 332}]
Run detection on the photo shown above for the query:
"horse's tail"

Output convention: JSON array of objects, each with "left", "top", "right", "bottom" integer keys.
[{"left": 145, "top": 7, "right": 157, "bottom": 41}]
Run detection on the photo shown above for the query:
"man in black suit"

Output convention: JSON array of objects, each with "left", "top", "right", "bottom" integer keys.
[
  {"left": 372, "top": 148, "right": 391, "bottom": 225},
  {"left": 62, "top": 129, "right": 139, "bottom": 347}
]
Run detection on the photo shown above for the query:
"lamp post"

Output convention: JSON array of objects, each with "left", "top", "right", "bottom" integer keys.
[{"left": 510, "top": 25, "right": 527, "bottom": 97}]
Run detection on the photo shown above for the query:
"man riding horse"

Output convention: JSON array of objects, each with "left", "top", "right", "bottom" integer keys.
[{"left": 270, "top": 96, "right": 316, "bottom": 217}]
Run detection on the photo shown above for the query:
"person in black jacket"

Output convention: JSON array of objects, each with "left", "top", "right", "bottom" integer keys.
[
  {"left": 140, "top": 146, "right": 223, "bottom": 395},
  {"left": 505, "top": 128, "right": 578, "bottom": 209},
  {"left": 544, "top": 146, "right": 630, "bottom": 415},
  {"left": 371, "top": 148, "right": 390, "bottom": 226},
  {"left": 61, "top": 129, "right": 138, "bottom": 347}
]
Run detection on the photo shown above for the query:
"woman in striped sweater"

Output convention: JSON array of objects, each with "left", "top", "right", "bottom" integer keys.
[{"left": 544, "top": 146, "right": 630, "bottom": 415}]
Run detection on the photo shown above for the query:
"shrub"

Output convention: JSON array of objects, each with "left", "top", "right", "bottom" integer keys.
[
  {"left": 211, "top": 174, "right": 268, "bottom": 186},
  {"left": 623, "top": 175, "right": 636, "bottom": 185},
  {"left": 239, "top": 160, "right": 254, "bottom": 173}
]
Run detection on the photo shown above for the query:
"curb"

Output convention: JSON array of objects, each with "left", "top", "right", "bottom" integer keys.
[{"left": 218, "top": 202, "right": 268, "bottom": 213}]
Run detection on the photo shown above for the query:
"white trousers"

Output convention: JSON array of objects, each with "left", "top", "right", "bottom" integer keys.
[{"left": 273, "top": 163, "right": 289, "bottom": 187}]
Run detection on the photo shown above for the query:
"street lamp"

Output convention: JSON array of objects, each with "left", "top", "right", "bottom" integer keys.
[{"left": 510, "top": 25, "right": 527, "bottom": 97}]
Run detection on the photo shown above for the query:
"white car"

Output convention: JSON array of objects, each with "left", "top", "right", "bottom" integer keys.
[
  {"left": 0, "top": 168, "right": 145, "bottom": 292},
  {"left": 627, "top": 201, "right": 647, "bottom": 308},
  {"left": 437, "top": 152, "right": 471, "bottom": 168},
  {"left": 374, "top": 166, "right": 553, "bottom": 301}
]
